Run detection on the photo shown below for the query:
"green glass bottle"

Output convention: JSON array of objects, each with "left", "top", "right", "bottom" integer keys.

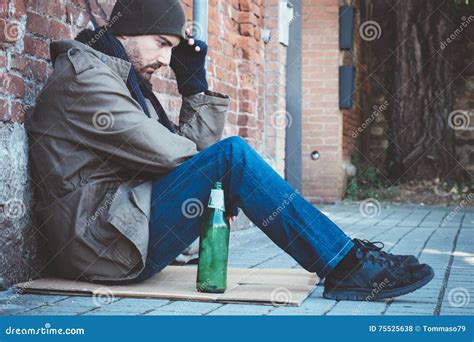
[{"left": 196, "top": 182, "right": 230, "bottom": 293}]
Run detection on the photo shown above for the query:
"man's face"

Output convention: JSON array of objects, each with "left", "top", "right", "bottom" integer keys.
[{"left": 117, "top": 34, "right": 181, "bottom": 81}]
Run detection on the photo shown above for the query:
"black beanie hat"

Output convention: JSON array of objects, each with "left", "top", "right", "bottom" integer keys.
[{"left": 108, "top": 0, "right": 187, "bottom": 39}]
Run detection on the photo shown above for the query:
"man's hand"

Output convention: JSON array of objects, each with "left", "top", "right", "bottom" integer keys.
[
  {"left": 226, "top": 215, "right": 237, "bottom": 225},
  {"left": 170, "top": 32, "right": 209, "bottom": 96}
]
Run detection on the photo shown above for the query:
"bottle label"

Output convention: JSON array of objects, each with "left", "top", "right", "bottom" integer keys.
[{"left": 208, "top": 189, "right": 225, "bottom": 211}]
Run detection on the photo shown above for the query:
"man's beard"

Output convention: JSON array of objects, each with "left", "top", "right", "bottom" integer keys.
[{"left": 123, "top": 40, "right": 154, "bottom": 81}]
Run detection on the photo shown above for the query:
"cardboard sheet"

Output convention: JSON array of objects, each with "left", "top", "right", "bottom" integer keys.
[{"left": 15, "top": 266, "right": 319, "bottom": 306}]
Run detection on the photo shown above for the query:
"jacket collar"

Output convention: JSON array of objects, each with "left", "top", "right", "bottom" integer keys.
[{"left": 49, "top": 40, "right": 131, "bottom": 83}]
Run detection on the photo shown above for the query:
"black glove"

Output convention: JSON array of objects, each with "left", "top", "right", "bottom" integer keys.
[{"left": 170, "top": 38, "right": 209, "bottom": 96}]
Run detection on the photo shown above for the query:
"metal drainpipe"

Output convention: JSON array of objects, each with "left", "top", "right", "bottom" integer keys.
[
  {"left": 285, "top": 0, "right": 302, "bottom": 192},
  {"left": 193, "top": 0, "right": 208, "bottom": 43}
]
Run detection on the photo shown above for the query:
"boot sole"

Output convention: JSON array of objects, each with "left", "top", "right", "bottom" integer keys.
[{"left": 323, "top": 267, "right": 435, "bottom": 301}]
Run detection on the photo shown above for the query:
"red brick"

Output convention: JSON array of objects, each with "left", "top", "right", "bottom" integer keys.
[
  {"left": 65, "top": 3, "right": 90, "bottom": 28},
  {"left": 29, "top": 0, "right": 66, "bottom": 18},
  {"left": 49, "top": 20, "right": 71, "bottom": 40},
  {"left": 0, "top": 73, "right": 25, "bottom": 98},
  {"left": 252, "top": 3, "right": 263, "bottom": 18},
  {"left": 237, "top": 114, "right": 249, "bottom": 126},
  {"left": 0, "top": 19, "right": 22, "bottom": 43},
  {"left": 10, "top": 100, "right": 26, "bottom": 123},
  {"left": 239, "top": 88, "right": 257, "bottom": 102},
  {"left": 11, "top": 0, "right": 26, "bottom": 18},
  {"left": 208, "top": 19, "right": 219, "bottom": 36},
  {"left": 0, "top": 52, "right": 5, "bottom": 68},
  {"left": 240, "top": 101, "right": 254, "bottom": 113},
  {"left": 26, "top": 11, "right": 50, "bottom": 37},
  {"left": 254, "top": 26, "right": 261, "bottom": 41},
  {"left": 24, "top": 34, "right": 50, "bottom": 60},
  {"left": 0, "top": 2, "right": 7, "bottom": 18},
  {"left": 0, "top": 97, "right": 8, "bottom": 120},
  {"left": 237, "top": 12, "right": 257, "bottom": 25},
  {"left": 240, "top": 0, "right": 252, "bottom": 11},
  {"left": 239, "top": 23, "right": 254, "bottom": 37},
  {"left": 239, "top": 127, "right": 249, "bottom": 137},
  {"left": 238, "top": 61, "right": 255, "bottom": 74},
  {"left": 11, "top": 54, "right": 49, "bottom": 82}
]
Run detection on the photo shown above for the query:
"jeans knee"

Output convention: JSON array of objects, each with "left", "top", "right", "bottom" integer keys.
[{"left": 220, "top": 135, "right": 249, "bottom": 151}]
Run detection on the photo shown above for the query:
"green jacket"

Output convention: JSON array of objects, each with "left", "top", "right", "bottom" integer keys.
[{"left": 26, "top": 40, "right": 230, "bottom": 282}]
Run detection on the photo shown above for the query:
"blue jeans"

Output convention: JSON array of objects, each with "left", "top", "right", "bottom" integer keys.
[{"left": 132, "top": 136, "right": 353, "bottom": 283}]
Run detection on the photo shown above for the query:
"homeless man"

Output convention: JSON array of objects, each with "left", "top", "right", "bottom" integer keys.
[{"left": 27, "top": 0, "right": 434, "bottom": 301}]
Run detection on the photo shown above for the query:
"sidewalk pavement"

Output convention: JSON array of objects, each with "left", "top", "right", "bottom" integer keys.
[{"left": 1, "top": 202, "right": 473, "bottom": 316}]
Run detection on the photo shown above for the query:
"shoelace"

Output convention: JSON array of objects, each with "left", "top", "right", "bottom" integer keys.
[
  {"left": 354, "top": 240, "right": 394, "bottom": 267},
  {"left": 357, "top": 239, "right": 398, "bottom": 259}
]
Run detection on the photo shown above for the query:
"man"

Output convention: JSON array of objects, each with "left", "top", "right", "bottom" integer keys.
[{"left": 27, "top": 0, "right": 434, "bottom": 301}]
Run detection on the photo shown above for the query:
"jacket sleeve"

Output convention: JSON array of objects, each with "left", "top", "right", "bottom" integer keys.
[
  {"left": 64, "top": 64, "right": 199, "bottom": 176},
  {"left": 176, "top": 90, "right": 230, "bottom": 151}
]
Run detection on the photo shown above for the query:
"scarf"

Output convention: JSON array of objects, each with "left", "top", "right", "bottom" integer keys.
[{"left": 75, "top": 27, "right": 177, "bottom": 134}]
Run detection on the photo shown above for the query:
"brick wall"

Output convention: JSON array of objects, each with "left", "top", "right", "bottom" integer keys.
[
  {"left": 152, "top": 0, "right": 268, "bottom": 152},
  {"left": 0, "top": 0, "right": 346, "bottom": 287},
  {"left": 0, "top": 0, "right": 292, "bottom": 287},
  {"left": 301, "top": 0, "right": 344, "bottom": 203}
]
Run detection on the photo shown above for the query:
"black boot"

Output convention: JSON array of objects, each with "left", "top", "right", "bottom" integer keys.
[{"left": 323, "top": 240, "right": 434, "bottom": 301}]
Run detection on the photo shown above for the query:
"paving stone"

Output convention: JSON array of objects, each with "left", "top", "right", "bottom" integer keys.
[
  {"left": 0, "top": 293, "right": 68, "bottom": 308},
  {"left": 149, "top": 301, "right": 223, "bottom": 315},
  {"left": 207, "top": 304, "right": 273, "bottom": 315},
  {"left": 105, "top": 298, "right": 170, "bottom": 309},
  {"left": 327, "top": 300, "right": 387, "bottom": 315},
  {"left": 144, "top": 309, "right": 202, "bottom": 315},
  {"left": 268, "top": 298, "right": 335, "bottom": 316},
  {"left": 384, "top": 302, "right": 436, "bottom": 315},
  {"left": 19, "top": 305, "right": 94, "bottom": 316},
  {"left": 4, "top": 203, "right": 472, "bottom": 316}
]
